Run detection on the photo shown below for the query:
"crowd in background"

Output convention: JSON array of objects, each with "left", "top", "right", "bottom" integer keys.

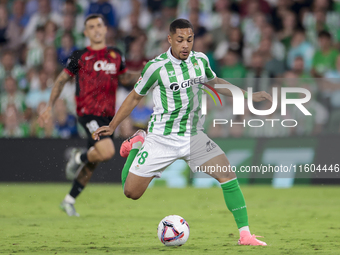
[{"left": 0, "top": 0, "right": 340, "bottom": 139}]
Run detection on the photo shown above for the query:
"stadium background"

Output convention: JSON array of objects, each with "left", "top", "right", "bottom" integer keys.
[{"left": 0, "top": 0, "right": 340, "bottom": 186}]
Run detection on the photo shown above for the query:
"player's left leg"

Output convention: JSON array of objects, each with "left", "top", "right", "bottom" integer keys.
[
  {"left": 67, "top": 138, "right": 115, "bottom": 177},
  {"left": 188, "top": 132, "right": 267, "bottom": 246},
  {"left": 86, "top": 138, "right": 116, "bottom": 163},
  {"left": 63, "top": 138, "right": 115, "bottom": 194},
  {"left": 202, "top": 154, "right": 266, "bottom": 246},
  {"left": 66, "top": 115, "right": 116, "bottom": 180}
]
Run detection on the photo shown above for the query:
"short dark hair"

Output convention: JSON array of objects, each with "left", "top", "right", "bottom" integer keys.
[
  {"left": 65, "top": 0, "right": 75, "bottom": 5},
  {"left": 1, "top": 49, "right": 15, "bottom": 58},
  {"left": 227, "top": 49, "right": 240, "bottom": 57},
  {"left": 294, "top": 55, "right": 304, "bottom": 61},
  {"left": 169, "top": 19, "right": 194, "bottom": 34},
  {"left": 84, "top": 14, "right": 105, "bottom": 26},
  {"left": 294, "top": 28, "right": 305, "bottom": 35},
  {"left": 36, "top": 25, "right": 45, "bottom": 33},
  {"left": 318, "top": 30, "right": 331, "bottom": 39},
  {"left": 62, "top": 31, "right": 74, "bottom": 42}
]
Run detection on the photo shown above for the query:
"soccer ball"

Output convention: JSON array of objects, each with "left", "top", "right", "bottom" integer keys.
[{"left": 157, "top": 215, "right": 190, "bottom": 246}]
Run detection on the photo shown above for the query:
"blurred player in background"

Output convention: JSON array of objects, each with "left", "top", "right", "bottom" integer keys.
[
  {"left": 39, "top": 14, "right": 139, "bottom": 216},
  {"left": 94, "top": 19, "right": 272, "bottom": 246}
]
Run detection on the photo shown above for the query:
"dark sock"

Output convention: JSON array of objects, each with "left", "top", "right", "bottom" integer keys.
[
  {"left": 69, "top": 180, "right": 85, "bottom": 199},
  {"left": 80, "top": 152, "right": 88, "bottom": 164}
]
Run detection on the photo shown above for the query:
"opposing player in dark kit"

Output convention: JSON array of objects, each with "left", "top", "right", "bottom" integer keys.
[{"left": 39, "top": 14, "right": 139, "bottom": 216}]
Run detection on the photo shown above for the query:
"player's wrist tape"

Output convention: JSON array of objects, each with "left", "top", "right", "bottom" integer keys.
[{"left": 244, "top": 91, "right": 248, "bottom": 99}]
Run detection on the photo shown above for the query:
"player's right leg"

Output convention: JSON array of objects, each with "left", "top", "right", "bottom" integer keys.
[
  {"left": 61, "top": 115, "right": 115, "bottom": 216},
  {"left": 202, "top": 154, "right": 267, "bottom": 246},
  {"left": 119, "top": 131, "right": 177, "bottom": 200},
  {"left": 124, "top": 173, "right": 154, "bottom": 200}
]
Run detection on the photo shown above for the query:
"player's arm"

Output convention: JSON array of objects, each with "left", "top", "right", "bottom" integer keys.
[
  {"left": 119, "top": 70, "right": 141, "bottom": 86},
  {"left": 93, "top": 89, "right": 144, "bottom": 140},
  {"left": 39, "top": 50, "right": 80, "bottom": 126},
  {"left": 95, "top": 61, "right": 157, "bottom": 139},
  {"left": 38, "top": 71, "right": 72, "bottom": 126},
  {"left": 206, "top": 77, "right": 272, "bottom": 102}
]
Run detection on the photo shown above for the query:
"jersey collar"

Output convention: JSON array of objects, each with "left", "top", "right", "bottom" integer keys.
[
  {"left": 167, "top": 47, "right": 192, "bottom": 65},
  {"left": 87, "top": 46, "right": 107, "bottom": 52}
]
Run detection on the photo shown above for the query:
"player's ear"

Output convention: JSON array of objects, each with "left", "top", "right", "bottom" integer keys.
[
  {"left": 83, "top": 28, "right": 88, "bottom": 38},
  {"left": 167, "top": 34, "right": 172, "bottom": 45}
]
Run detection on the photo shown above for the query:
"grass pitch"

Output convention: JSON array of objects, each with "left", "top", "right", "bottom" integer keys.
[{"left": 0, "top": 184, "right": 339, "bottom": 255}]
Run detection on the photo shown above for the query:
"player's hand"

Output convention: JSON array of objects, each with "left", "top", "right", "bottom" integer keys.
[
  {"left": 38, "top": 106, "right": 52, "bottom": 127},
  {"left": 252, "top": 91, "right": 272, "bottom": 102},
  {"left": 93, "top": 125, "right": 114, "bottom": 140}
]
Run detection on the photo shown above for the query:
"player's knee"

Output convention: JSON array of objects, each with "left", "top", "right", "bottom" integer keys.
[
  {"left": 216, "top": 171, "right": 237, "bottom": 183},
  {"left": 100, "top": 148, "right": 115, "bottom": 161},
  {"left": 124, "top": 189, "right": 141, "bottom": 200}
]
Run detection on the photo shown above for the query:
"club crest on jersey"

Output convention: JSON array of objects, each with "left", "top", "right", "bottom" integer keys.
[
  {"left": 194, "top": 62, "right": 200, "bottom": 70},
  {"left": 169, "top": 76, "right": 204, "bottom": 91},
  {"left": 136, "top": 76, "right": 142, "bottom": 85},
  {"left": 94, "top": 60, "right": 117, "bottom": 74},
  {"left": 110, "top": 51, "right": 116, "bottom": 59}
]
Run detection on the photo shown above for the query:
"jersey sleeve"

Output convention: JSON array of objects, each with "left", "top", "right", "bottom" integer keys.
[
  {"left": 197, "top": 52, "right": 216, "bottom": 82},
  {"left": 134, "top": 62, "right": 161, "bottom": 96},
  {"left": 113, "top": 47, "right": 127, "bottom": 75},
  {"left": 64, "top": 50, "right": 81, "bottom": 77},
  {"left": 119, "top": 54, "right": 127, "bottom": 74}
]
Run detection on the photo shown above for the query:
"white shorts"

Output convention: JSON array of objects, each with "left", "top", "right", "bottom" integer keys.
[{"left": 129, "top": 131, "right": 224, "bottom": 178}]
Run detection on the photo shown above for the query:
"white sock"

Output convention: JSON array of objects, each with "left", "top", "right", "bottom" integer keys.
[
  {"left": 132, "top": 141, "right": 143, "bottom": 150},
  {"left": 75, "top": 152, "right": 82, "bottom": 164},
  {"left": 239, "top": 226, "right": 250, "bottom": 234},
  {"left": 64, "top": 194, "right": 75, "bottom": 204}
]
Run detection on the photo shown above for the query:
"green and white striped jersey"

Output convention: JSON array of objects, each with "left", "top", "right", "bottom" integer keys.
[{"left": 134, "top": 48, "right": 216, "bottom": 136}]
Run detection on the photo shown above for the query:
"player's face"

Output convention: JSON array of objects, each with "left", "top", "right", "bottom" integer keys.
[
  {"left": 84, "top": 18, "right": 107, "bottom": 44},
  {"left": 168, "top": 28, "right": 194, "bottom": 60}
]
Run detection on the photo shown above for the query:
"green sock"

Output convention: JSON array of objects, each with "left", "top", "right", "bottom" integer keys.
[
  {"left": 121, "top": 148, "right": 139, "bottom": 188},
  {"left": 221, "top": 179, "right": 249, "bottom": 229}
]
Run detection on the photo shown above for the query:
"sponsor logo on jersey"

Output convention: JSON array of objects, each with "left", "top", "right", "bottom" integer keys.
[
  {"left": 94, "top": 60, "right": 117, "bottom": 74},
  {"left": 85, "top": 55, "right": 95, "bottom": 61},
  {"left": 169, "top": 76, "right": 204, "bottom": 91}
]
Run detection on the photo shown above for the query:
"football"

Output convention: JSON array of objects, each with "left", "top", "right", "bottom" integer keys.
[{"left": 157, "top": 215, "right": 190, "bottom": 246}]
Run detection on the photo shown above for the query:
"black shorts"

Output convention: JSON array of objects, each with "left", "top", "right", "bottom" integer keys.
[{"left": 78, "top": 115, "right": 114, "bottom": 148}]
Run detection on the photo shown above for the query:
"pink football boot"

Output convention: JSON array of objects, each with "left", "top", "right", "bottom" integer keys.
[
  {"left": 120, "top": 129, "right": 146, "bottom": 158},
  {"left": 238, "top": 231, "right": 267, "bottom": 246}
]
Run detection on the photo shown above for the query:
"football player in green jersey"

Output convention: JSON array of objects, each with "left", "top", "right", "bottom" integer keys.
[{"left": 94, "top": 19, "right": 271, "bottom": 246}]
